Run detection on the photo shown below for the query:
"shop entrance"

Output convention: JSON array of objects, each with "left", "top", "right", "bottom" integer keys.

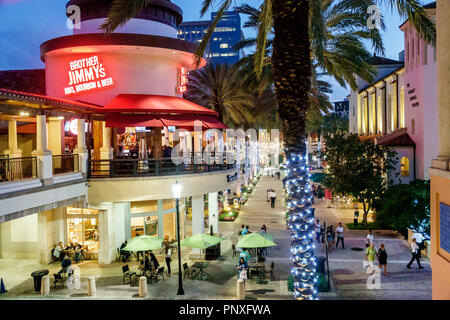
[
  {"left": 66, "top": 207, "right": 99, "bottom": 260},
  {"left": 131, "top": 215, "right": 158, "bottom": 237}
]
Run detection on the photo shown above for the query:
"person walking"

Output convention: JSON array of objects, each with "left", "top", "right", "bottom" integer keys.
[
  {"left": 407, "top": 238, "right": 424, "bottom": 269},
  {"left": 336, "top": 222, "right": 345, "bottom": 249},
  {"left": 378, "top": 243, "right": 389, "bottom": 276},
  {"left": 366, "top": 230, "right": 374, "bottom": 247},
  {"left": 365, "top": 242, "right": 377, "bottom": 274},
  {"left": 270, "top": 190, "right": 277, "bottom": 208},
  {"left": 277, "top": 171, "right": 280, "bottom": 179},
  {"left": 314, "top": 219, "right": 321, "bottom": 243},
  {"left": 165, "top": 246, "right": 172, "bottom": 277}
]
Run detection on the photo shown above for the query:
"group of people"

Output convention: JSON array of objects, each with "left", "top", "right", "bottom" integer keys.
[
  {"left": 53, "top": 241, "right": 85, "bottom": 264},
  {"left": 314, "top": 219, "right": 345, "bottom": 252},
  {"left": 120, "top": 240, "right": 173, "bottom": 277},
  {"left": 365, "top": 230, "right": 426, "bottom": 277},
  {"left": 236, "top": 224, "right": 268, "bottom": 281}
]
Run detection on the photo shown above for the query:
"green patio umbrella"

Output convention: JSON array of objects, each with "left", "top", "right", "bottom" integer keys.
[
  {"left": 180, "top": 233, "right": 224, "bottom": 249},
  {"left": 122, "top": 235, "right": 164, "bottom": 252},
  {"left": 260, "top": 233, "right": 274, "bottom": 243},
  {"left": 237, "top": 233, "right": 277, "bottom": 248}
]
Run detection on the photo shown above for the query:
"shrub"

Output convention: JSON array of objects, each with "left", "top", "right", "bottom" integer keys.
[
  {"left": 317, "top": 273, "right": 329, "bottom": 292},
  {"left": 287, "top": 275, "right": 294, "bottom": 292}
]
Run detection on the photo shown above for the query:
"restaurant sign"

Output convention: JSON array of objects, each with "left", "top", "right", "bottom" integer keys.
[
  {"left": 64, "top": 56, "right": 114, "bottom": 96},
  {"left": 176, "top": 67, "right": 188, "bottom": 94}
]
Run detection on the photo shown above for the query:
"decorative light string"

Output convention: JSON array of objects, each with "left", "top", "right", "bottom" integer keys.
[{"left": 284, "top": 152, "right": 318, "bottom": 300}]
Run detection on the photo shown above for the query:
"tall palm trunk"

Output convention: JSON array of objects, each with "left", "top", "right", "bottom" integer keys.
[{"left": 272, "top": 0, "right": 317, "bottom": 300}]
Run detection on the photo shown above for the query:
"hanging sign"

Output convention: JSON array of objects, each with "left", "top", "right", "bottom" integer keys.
[
  {"left": 176, "top": 67, "right": 188, "bottom": 94},
  {"left": 64, "top": 55, "right": 114, "bottom": 96}
]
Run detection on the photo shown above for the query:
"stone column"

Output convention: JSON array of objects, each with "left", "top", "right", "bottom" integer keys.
[
  {"left": 32, "top": 115, "right": 53, "bottom": 185},
  {"left": 47, "top": 117, "right": 65, "bottom": 156},
  {"left": 98, "top": 203, "right": 115, "bottom": 265},
  {"left": 113, "top": 202, "right": 131, "bottom": 248},
  {"left": 191, "top": 194, "right": 204, "bottom": 256},
  {"left": 38, "top": 211, "right": 50, "bottom": 265},
  {"left": 193, "top": 120, "right": 203, "bottom": 164},
  {"left": 74, "top": 119, "right": 88, "bottom": 176},
  {"left": 100, "top": 121, "right": 113, "bottom": 160},
  {"left": 4, "top": 119, "right": 22, "bottom": 158},
  {"left": 208, "top": 192, "right": 219, "bottom": 234}
]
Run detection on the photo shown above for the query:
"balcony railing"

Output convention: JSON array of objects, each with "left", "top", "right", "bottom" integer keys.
[
  {"left": 52, "top": 154, "right": 79, "bottom": 175},
  {"left": 88, "top": 152, "right": 237, "bottom": 178},
  {"left": 0, "top": 157, "right": 37, "bottom": 182}
]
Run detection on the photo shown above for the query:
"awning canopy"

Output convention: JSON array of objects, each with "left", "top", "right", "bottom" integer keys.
[
  {"left": 105, "top": 114, "right": 227, "bottom": 130},
  {"left": 103, "top": 94, "right": 219, "bottom": 117}
]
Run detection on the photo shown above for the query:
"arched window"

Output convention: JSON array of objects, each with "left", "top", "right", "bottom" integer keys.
[
  {"left": 401, "top": 157, "right": 410, "bottom": 177},
  {"left": 411, "top": 118, "right": 415, "bottom": 135}
]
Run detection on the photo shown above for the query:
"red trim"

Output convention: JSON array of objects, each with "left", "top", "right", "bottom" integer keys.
[{"left": 103, "top": 94, "right": 218, "bottom": 117}]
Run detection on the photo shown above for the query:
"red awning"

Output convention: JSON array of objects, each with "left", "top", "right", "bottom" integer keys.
[
  {"left": 105, "top": 114, "right": 165, "bottom": 128},
  {"left": 160, "top": 115, "right": 208, "bottom": 130},
  {"left": 197, "top": 115, "right": 227, "bottom": 129},
  {"left": 103, "top": 94, "right": 218, "bottom": 117}
]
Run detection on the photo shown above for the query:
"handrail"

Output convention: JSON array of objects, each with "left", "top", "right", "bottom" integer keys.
[
  {"left": 88, "top": 154, "right": 237, "bottom": 178},
  {"left": 52, "top": 154, "right": 79, "bottom": 174},
  {"left": 0, "top": 156, "right": 37, "bottom": 182}
]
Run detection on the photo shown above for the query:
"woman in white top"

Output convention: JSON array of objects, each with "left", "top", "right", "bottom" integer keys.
[{"left": 366, "top": 230, "right": 374, "bottom": 247}]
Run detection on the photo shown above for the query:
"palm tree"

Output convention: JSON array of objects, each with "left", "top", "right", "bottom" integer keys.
[
  {"left": 184, "top": 63, "right": 256, "bottom": 128},
  {"left": 101, "top": 0, "right": 436, "bottom": 301}
]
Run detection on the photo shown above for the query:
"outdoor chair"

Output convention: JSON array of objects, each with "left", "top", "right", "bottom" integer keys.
[
  {"left": 122, "top": 265, "right": 136, "bottom": 285},
  {"left": 183, "top": 263, "right": 195, "bottom": 280},
  {"left": 53, "top": 273, "right": 65, "bottom": 288},
  {"left": 269, "top": 262, "right": 275, "bottom": 281},
  {"left": 250, "top": 269, "right": 262, "bottom": 284},
  {"left": 152, "top": 267, "right": 165, "bottom": 282}
]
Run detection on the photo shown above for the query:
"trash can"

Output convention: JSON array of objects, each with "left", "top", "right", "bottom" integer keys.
[
  {"left": 31, "top": 269, "right": 49, "bottom": 292},
  {"left": 316, "top": 256, "right": 326, "bottom": 274}
]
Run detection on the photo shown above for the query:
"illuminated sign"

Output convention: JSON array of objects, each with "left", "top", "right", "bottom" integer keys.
[
  {"left": 176, "top": 67, "right": 188, "bottom": 94},
  {"left": 64, "top": 120, "right": 88, "bottom": 135},
  {"left": 64, "top": 55, "right": 114, "bottom": 96}
]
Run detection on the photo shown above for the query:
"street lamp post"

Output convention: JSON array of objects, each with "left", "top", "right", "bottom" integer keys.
[{"left": 172, "top": 181, "right": 184, "bottom": 295}]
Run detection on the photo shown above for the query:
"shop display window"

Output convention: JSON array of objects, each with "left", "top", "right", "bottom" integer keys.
[{"left": 67, "top": 208, "right": 99, "bottom": 256}]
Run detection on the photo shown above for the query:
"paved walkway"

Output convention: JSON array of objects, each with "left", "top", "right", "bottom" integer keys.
[
  {"left": 313, "top": 201, "right": 432, "bottom": 300},
  {"left": 0, "top": 173, "right": 292, "bottom": 300}
]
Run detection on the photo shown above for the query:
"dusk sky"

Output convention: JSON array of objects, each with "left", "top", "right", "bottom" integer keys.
[{"left": 0, "top": 0, "right": 409, "bottom": 102}]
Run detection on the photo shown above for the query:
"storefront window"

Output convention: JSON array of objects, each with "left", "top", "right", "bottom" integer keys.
[
  {"left": 131, "top": 215, "right": 158, "bottom": 237},
  {"left": 67, "top": 208, "right": 99, "bottom": 255}
]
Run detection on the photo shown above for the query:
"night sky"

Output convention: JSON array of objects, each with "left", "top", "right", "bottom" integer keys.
[{"left": 0, "top": 0, "right": 407, "bottom": 101}]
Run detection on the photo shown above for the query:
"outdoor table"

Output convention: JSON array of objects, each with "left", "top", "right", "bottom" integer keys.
[{"left": 192, "top": 262, "right": 209, "bottom": 280}]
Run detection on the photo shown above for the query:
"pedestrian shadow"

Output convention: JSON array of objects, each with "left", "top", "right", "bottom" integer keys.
[
  {"left": 246, "top": 288, "right": 275, "bottom": 295},
  {"left": 70, "top": 293, "right": 88, "bottom": 297}
]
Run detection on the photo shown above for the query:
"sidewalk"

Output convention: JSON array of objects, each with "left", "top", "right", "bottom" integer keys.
[
  {"left": 0, "top": 174, "right": 292, "bottom": 300},
  {"left": 313, "top": 201, "right": 432, "bottom": 300}
]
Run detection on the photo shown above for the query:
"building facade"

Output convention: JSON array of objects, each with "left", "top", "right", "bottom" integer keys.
[
  {"left": 0, "top": 0, "right": 258, "bottom": 274},
  {"left": 349, "top": 55, "right": 414, "bottom": 184},
  {"left": 178, "top": 11, "right": 244, "bottom": 65},
  {"left": 400, "top": 2, "right": 438, "bottom": 180}
]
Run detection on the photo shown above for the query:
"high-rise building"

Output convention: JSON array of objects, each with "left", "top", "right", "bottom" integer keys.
[{"left": 178, "top": 11, "right": 244, "bottom": 65}]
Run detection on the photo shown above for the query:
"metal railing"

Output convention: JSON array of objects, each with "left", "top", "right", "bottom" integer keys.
[
  {"left": 52, "top": 154, "right": 79, "bottom": 175},
  {"left": 88, "top": 152, "right": 237, "bottom": 178},
  {"left": 0, "top": 157, "right": 37, "bottom": 182}
]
